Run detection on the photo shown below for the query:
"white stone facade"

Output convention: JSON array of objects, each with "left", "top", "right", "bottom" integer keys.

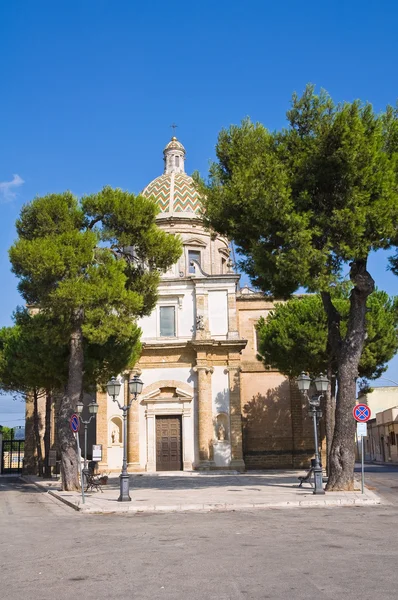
[{"left": 98, "top": 136, "right": 246, "bottom": 472}]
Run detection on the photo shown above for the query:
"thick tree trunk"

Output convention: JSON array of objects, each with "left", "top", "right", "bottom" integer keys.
[
  {"left": 58, "top": 309, "right": 84, "bottom": 491},
  {"left": 43, "top": 390, "right": 52, "bottom": 478},
  {"left": 32, "top": 388, "right": 44, "bottom": 477},
  {"left": 324, "top": 364, "right": 335, "bottom": 476},
  {"left": 325, "top": 259, "right": 374, "bottom": 491}
]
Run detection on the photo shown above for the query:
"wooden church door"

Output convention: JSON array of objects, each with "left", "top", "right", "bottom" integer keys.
[{"left": 156, "top": 416, "right": 182, "bottom": 471}]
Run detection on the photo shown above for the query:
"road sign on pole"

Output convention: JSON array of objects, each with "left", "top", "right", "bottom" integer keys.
[
  {"left": 353, "top": 404, "right": 371, "bottom": 422},
  {"left": 357, "top": 422, "right": 367, "bottom": 437},
  {"left": 354, "top": 412, "right": 370, "bottom": 496},
  {"left": 69, "top": 413, "right": 80, "bottom": 433}
]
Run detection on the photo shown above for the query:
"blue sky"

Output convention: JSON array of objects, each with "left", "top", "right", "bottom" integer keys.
[{"left": 0, "top": 0, "right": 397, "bottom": 425}]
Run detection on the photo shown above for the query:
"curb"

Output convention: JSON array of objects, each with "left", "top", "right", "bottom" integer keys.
[
  {"left": 48, "top": 490, "right": 81, "bottom": 511},
  {"left": 46, "top": 490, "right": 381, "bottom": 514}
]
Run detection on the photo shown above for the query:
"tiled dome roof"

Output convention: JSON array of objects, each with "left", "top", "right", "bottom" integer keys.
[
  {"left": 141, "top": 136, "right": 202, "bottom": 216},
  {"left": 142, "top": 172, "right": 202, "bottom": 215}
]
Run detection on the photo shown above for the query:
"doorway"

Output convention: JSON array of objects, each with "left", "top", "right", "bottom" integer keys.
[{"left": 156, "top": 416, "right": 182, "bottom": 471}]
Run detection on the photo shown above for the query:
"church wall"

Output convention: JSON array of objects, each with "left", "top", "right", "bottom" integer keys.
[
  {"left": 107, "top": 379, "right": 125, "bottom": 470},
  {"left": 241, "top": 371, "right": 294, "bottom": 468},
  {"left": 237, "top": 294, "right": 315, "bottom": 469},
  {"left": 208, "top": 290, "right": 228, "bottom": 336}
]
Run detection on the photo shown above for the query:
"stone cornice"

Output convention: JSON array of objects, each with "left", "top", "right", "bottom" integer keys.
[{"left": 188, "top": 339, "right": 247, "bottom": 352}]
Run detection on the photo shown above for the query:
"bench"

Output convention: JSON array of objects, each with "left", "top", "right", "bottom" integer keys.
[
  {"left": 298, "top": 460, "right": 328, "bottom": 488},
  {"left": 83, "top": 469, "right": 104, "bottom": 493},
  {"left": 298, "top": 467, "right": 314, "bottom": 488}
]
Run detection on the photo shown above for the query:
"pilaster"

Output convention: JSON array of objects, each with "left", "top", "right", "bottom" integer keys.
[
  {"left": 226, "top": 357, "right": 245, "bottom": 471},
  {"left": 146, "top": 409, "right": 156, "bottom": 472},
  {"left": 127, "top": 369, "right": 141, "bottom": 471},
  {"left": 227, "top": 290, "right": 239, "bottom": 339},
  {"left": 96, "top": 389, "right": 108, "bottom": 469},
  {"left": 194, "top": 359, "right": 215, "bottom": 468}
]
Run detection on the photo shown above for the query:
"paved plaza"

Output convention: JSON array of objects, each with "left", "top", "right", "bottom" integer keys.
[
  {"left": 0, "top": 471, "right": 397, "bottom": 600},
  {"left": 24, "top": 469, "right": 380, "bottom": 513}
]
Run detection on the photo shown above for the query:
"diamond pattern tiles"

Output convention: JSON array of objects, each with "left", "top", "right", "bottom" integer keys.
[{"left": 142, "top": 173, "right": 202, "bottom": 215}]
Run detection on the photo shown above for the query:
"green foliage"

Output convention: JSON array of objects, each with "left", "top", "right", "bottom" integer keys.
[
  {"left": 0, "top": 426, "right": 14, "bottom": 440},
  {"left": 201, "top": 85, "right": 398, "bottom": 297},
  {"left": 9, "top": 187, "right": 182, "bottom": 365},
  {"left": 257, "top": 290, "right": 398, "bottom": 380},
  {"left": 0, "top": 308, "right": 141, "bottom": 395},
  {"left": 0, "top": 309, "right": 68, "bottom": 397}
]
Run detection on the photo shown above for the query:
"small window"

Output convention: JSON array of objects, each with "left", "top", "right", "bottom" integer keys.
[
  {"left": 188, "top": 250, "right": 201, "bottom": 274},
  {"left": 175, "top": 155, "right": 180, "bottom": 168},
  {"left": 159, "top": 306, "right": 176, "bottom": 337},
  {"left": 390, "top": 431, "right": 396, "bottom": 446}
]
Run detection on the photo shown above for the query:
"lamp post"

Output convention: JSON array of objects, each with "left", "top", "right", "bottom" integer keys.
[
  {"left": 76, "top": 400, "right": 99, "bottom": 470},
  {"left": 296, "top": 372, "right": 329, "bottom": 495},
  {"left": 106, "top": 374, "right": 144, "bottom": 502}
]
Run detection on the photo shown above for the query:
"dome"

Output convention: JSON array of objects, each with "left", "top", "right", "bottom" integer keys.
[
  {"left": 141, "top": 136, "right": 202, "bottom": 216},
  {"left": 164, "top": 136, "right": 185, "bottom": 153},
  {"left": 142, "top": 172, "right": 202, "bottom": 215}
]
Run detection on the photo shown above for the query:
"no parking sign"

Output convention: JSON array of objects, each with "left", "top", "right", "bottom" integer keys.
[
  {"left": 69, "top": 413, "right": 80, "bottom": 433},
  {"left": 353, "top": 404, "right": 371, "bottom": 422}
]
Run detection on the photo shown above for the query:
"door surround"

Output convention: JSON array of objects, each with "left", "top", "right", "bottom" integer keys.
[{"left": 140, "top": 381, "right": 194, "bottom": 472}]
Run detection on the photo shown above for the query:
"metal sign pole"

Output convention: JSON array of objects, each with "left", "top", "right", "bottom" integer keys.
[
  {"left": 353, "top": 405, "right": 371, "bottom": 496},
  {"left": 75, "top": 432, "right": 85, "bottom": 505},
  {"left": 361, "top": 435, "right": 364, "bottom": 495}
]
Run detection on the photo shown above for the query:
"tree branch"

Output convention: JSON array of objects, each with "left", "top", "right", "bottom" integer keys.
[
  {"left": 321, "top": 291, "right": 342, "bottom": 360},
  {"left": 87, "top": 216, "right": 102, "bottom": 230}
]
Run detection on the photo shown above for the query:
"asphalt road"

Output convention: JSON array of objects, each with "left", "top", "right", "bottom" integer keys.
[
  {"left": 0, "top": 470, "right": 397, "bottom": 600},
  {"left": 359, "top": 462, "right": 398, "bottom": 504}
]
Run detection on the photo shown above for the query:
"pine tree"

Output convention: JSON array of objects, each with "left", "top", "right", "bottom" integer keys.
[
  {"left": 9, "top": 188, "right": 182, "bottom": 490},
  {"left": 201, "top": 86, "right": 398, "bottom": 490}
]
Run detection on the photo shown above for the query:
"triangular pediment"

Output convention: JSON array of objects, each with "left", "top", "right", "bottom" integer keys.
[
  {"left": 184, "top": 237, "right": 207, "bottom": 248},
  {"left": 141, "top": 381, "right": 193, "bottom": 403}
]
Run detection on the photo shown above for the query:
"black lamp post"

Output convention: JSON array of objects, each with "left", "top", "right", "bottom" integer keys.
[
  {"left": 76, "top": 400, "right": 99, "bottom": 471},
  {"left": 296, "top": 372, "right": 329, "bottom": 495},
  {"left": 106, "top": 374, "right": 144, "bottom": 502}
]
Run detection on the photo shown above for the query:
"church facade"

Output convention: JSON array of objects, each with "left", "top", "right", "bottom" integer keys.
[
  {"left": 24, "top": 136, "right": 316, "bottom": 474},
  {"left": 94, "top": 136, "right": 315, "bottom": 473}
]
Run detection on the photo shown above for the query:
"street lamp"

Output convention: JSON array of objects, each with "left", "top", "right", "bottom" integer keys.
[
  {"left": 106, "top": 374, "right": 144, "bottom": 502},
  {"left": 296, "top": 372, "right": 328, "bottom": 495},
  {"left": 76, "top": 400, "right": 99, "bottom": 470}
]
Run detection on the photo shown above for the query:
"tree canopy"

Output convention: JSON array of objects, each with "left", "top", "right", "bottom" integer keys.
[
  {"left": 257, "top": 290, "right": 398, "bottom": 381},
  {"left": 9, "top": 187, "right": 182, "bottom": 489},
  {"left": 201, "top": 85, "right": 398, "bottom": 490},
  {"left": 202, "top": 91, "right": 398, "bottom": 296}
]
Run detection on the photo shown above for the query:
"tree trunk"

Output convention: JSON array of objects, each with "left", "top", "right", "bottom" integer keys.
[
  {"left": 325, "top": 259, "right": 374, "bottom": 491},
  {"left": 32, "top": 388, "right": 44, "bottom": 477},
  {"left": 58, "top": 309, "right": 84, "bottom": 491},
  {"left": 324, "top": 364, "right": 334, "bottom": 476},
  {"left": 43, "top": 390, "right": 52, "bottom": 478}
]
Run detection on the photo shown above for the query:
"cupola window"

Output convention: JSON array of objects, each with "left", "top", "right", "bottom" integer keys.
[{"left": 188, "top": 250, "right": 201, "bottom": 274}]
